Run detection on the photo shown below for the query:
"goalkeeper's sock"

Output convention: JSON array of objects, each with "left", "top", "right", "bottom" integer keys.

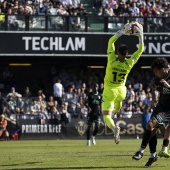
[{"left": 103, "top": 115, "right": 115, "bottom": 130}]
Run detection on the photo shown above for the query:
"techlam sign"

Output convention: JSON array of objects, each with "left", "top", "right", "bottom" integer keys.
[
  {"left": 22, "top": 36, "right": 85, "bottom": 51},
  {"left": 0, "top": 31, "right": 169, "bottom": 57}
]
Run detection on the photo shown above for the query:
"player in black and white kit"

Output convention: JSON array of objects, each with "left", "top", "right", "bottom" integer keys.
[
  {"left": 85, "top": 83, "right": 102, "bottom": 146},
  {"left": 133, "top": 57, "right": 170, "bottom": 166}
]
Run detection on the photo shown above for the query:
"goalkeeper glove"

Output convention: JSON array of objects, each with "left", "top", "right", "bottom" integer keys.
[
  {"left": 132, "top": 23, "right": 143, "bottom": 37},
  {"left": 132, "top": 23, "right": 144, "bottom": 44},
  {"left": 115, "top": 29, "right": 125, "bottom": 38}
]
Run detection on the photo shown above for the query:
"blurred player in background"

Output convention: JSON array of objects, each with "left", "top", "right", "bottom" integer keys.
[
  {"left": 0, "top": 114, "right": 9, "bottom": 141},
  {"left": 102, "top": 22, "right": 144, "bottom": 144},
  {"left": 85, "top": 83, "right": 102, "bottom": 146},
  {"left": 133, "top": 57, "right": 170, "bottom": 166}
]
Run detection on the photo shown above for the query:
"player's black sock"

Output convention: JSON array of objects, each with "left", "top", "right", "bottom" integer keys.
[
  {"left": 149, "top": 134, "right": 157, "bottom": 153},
  {"left": 141, "top": 129, "right": 152, "bottom": 149},
  {"left": 92, "top": 124, "right": 98, "bottom": 137},
  {"left": 163, "top": 139, "right": 169, "bottom": 147},
  {"left": 86, "top": 126, "right": 91, "bottom": 140}
]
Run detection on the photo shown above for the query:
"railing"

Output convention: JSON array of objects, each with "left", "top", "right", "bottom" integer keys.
[{"left": 0, "top": 15, "right": 170, "bottom": 32}]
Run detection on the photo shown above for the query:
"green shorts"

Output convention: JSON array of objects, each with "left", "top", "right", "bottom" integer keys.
[{"left": 102, "top": 84, "right": 126, "bottom": 111}]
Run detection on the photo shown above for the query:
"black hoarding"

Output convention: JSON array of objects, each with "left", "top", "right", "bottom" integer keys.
[{"left": 0, "top": 31, "right": 170, "bottom": 57}]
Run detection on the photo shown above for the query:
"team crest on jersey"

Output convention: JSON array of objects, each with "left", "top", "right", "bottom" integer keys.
[{"left": 75, "top": 121, "right": 87, "bottom": 136}]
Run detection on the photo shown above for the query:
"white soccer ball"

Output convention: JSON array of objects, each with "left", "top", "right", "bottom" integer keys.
[
  {"left": 124, "top": 21, "right": 143, "bottom": 35},
  {"left": 130, "top": 21, "right": 143, "bottom": 35}
]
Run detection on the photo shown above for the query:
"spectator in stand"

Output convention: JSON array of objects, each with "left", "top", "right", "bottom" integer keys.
[
  {"left": 23, "top": 1, "right": 33, "bottom": 15},
  {"left": 70, "top": 9, "right": 81, "bottom": 31},
  {"left": 92, "top": 0, "right": 102, "bottom": 11},
  {"left": 122, "top": 3, "right": 130, "bottom": 16},
  {"left": 113, "top": 4, "right": 122, "bottom": 16},
  {"left": 129, "top": 2, "right": 140, "bottom": 16},
  {"left": 133, "top": 106, "right": 143, "bottom": 115},
  {"left": 73, "top": 103, "right": 81, "bottom": 119},
  {"left": 53, "top": 0, "right": 61, "bottom": 8},
  {"left": 139, "top": 3, "right": 149, "bottom": 17},
  {"left": 53, "top": 78, "right": 63, "bottom": 107},
  {"left": 80, "top": 102, "right": 88, "bottom": 119},
  {"left": 59, "top": 104, "right": 68, "bottom": 125},
  {"left": 152, "top": 11, "right": 164, "bottom": 32},
  {"left": 136, "top": 0, "right": 145, "bottom": 8},
  {"left": 56, "top": 3, "right": 69, "bottom": 15},
  {"left": 0, "top": 114, "right": 9, "bottom": 141},
  {"left": 81, "top": 82, "right": 88, "bottom": 94},
  {"left": 122, "top": 107, "right": 132, "bottom": 118},
  {"left": 37, "top": 89, "right": 46, "bottom": 100},
  {"left": 38, "top": 106, "right": 49, "bottom": 119},
  {"left": 7, "top": 8, "right": 19, "bottom": 31},
  {"left": 72, "top": 0, "right": 80, "bottom": 9},
  {"left": 23, "top": 86, "right": 32, "bottom": 98},
  {"left": 47, "top": 4, "right": 57, "bottom": 15},
  {"left": 36, "top": 95, "right": 46, "bottom": 109},
  {"left": 142, "top": 105, "right": 152, "bottom": 130},
  {"left": 103, "top": 3, "right": 115, "bottom": 16},
  {"left": 143, "top": 92, "right": 153, "bottom": 108},
  {"left": 15, "top": 97, "right": 25, "bottom": 114},
  {"left": 30, "top": 98, "right": 41, "bottom": 115},
  {"left": 47, "top": 4, "right": 57, "bottom": 26},
  {"left": 46, "top": 95, "right": 58, "bottom": 113},
  {"left": 41, "top": 0, "right": 53, "bottom": 14},
  {"left": 67, "top": 92, "right": 77, "bottom": 118},
  {"left": 67, "top": 4, "right": 76, "bottom": 15},
  {"left": 1, "top": 1, "right": 8, "bottom": 14},
  {"left": 6, "top": 87, "right": 22, "bottom": 98},
  {"left": 3, "top": 95, "right": 16, "bottom": 115},
  {"left": 108, "top": 0, "right": 117, "bottom": 9},
  {"left": 61, "top": 0, "right": 72, "bottom": 9},
  {"left": 49, "top": 106, "right": 60, "bottom": 121},
  {"left": 137, "top": 11, "right": 144, "bottom": 26},
  {"left": 65, "top": 84, "right": 74, "bottom": 100},
  {"left": 76, "top": 3, "right": 88, "bottom": 15},
  {"left": 139, "top": 89, "right": 146, "bottom": 102}
]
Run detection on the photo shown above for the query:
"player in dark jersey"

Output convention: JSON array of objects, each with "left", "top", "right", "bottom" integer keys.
[
  {"left": 85, "top": 83, "right": 102, "bottom": 146},
  {"left": 133, "top": 57, "right": 170, "bottom": 166}
]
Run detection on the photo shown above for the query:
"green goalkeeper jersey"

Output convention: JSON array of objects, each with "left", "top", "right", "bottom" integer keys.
[{"left": 104, "top": 35, "right": 144, "bottom": 87}]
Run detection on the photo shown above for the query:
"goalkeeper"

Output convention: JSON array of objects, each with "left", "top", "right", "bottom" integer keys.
[{"left": 102, "top": 23, "right": 144, "bottom": 144}]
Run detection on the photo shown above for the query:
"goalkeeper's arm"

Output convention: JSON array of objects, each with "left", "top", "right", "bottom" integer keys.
[{"left": 107, "top": 29, "right": 125, "bottom": 53}]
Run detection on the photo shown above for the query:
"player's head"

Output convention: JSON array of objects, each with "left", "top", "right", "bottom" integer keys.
[
  {"left": 93, "top": 83, "right": 99, "bottom": 93},
  {"left": 117, "top": 44, "right": 128, "bottom": 57},
  {"left": 151, "top": 57, "right": 169, "bottom": 79}
]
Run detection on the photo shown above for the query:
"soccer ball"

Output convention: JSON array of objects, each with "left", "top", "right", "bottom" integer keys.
[
  {"left": 130, "top": 21, "right": 143, "bottom": 35},
  {"left": 124, "top": 22, "right": 143, "bottom": 35}
]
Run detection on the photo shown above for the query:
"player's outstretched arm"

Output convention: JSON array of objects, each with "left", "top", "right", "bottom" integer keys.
[{"left": 107, "top": 25, "right": 130, "bottom": 53}]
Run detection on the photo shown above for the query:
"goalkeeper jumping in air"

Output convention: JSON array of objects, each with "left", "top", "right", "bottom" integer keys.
[{"left": 102, "top": 22, "right": 144, "bottom": 144}]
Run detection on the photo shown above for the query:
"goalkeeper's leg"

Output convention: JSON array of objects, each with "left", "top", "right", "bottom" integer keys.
[
  {"left": 103, "top": 112, "right": 120, "bottom": 144},
  {"left": 114, "top": 101, "right": 122, "bottom": 114}
]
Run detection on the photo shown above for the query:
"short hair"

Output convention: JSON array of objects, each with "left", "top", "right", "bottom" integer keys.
[
  {"left": 118, "top": 44, "right": 128, "bottom": 56},
  {"left": 151, "top": 57, "right": 169, "bottom": 70}
]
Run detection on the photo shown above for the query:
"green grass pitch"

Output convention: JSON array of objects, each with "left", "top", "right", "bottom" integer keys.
[{"left": 0, "top": 139, "right": 169, "bottom": 170}]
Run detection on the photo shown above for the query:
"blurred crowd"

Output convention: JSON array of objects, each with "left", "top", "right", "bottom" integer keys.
[
  {"left": 0, "top": 0, "right": 170, "bottom": 31},
  {"left": 0, "top": 65, "right": 158, "bottom": 123},
  {"left": 0, "top": 0, "right": 169, "bottom": 16}
]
